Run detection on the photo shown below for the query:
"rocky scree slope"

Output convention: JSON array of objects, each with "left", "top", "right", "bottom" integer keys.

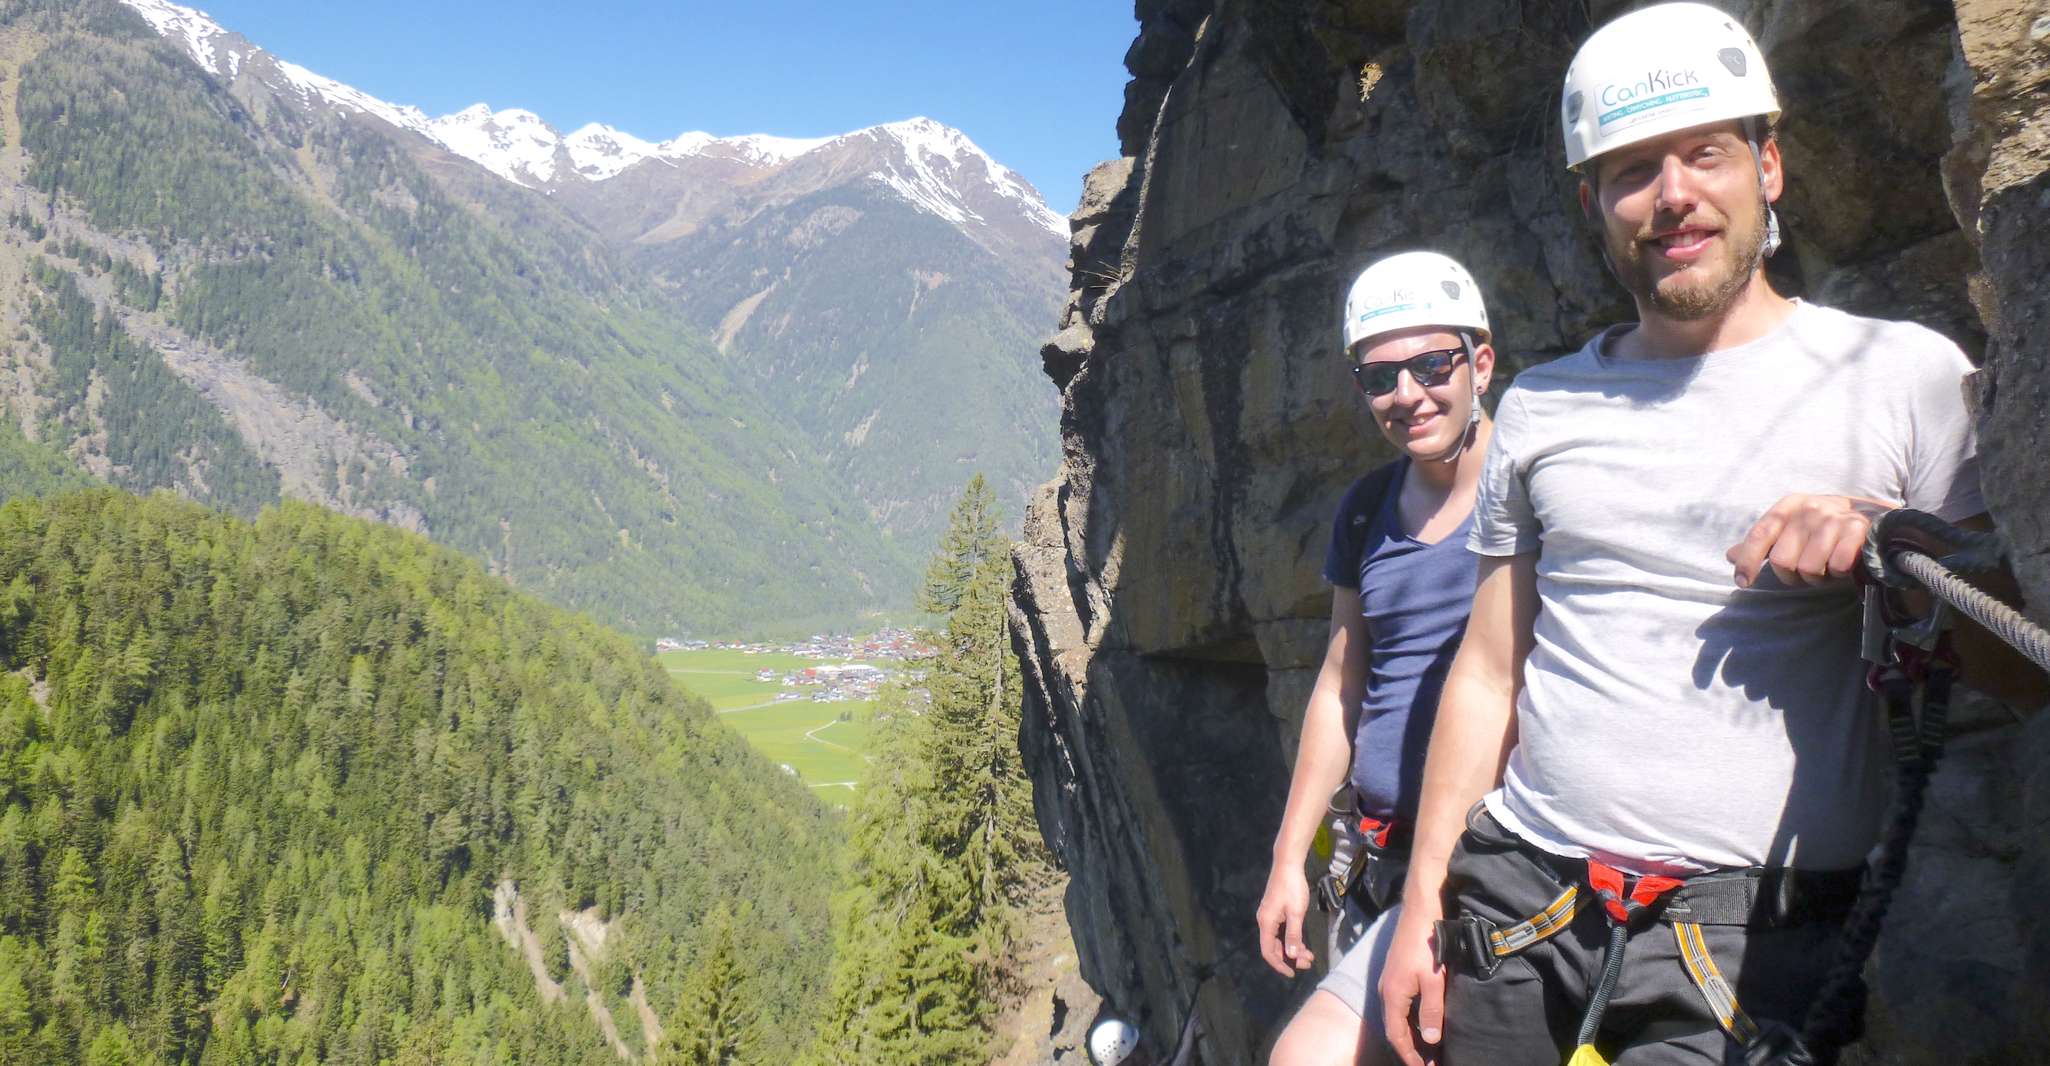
[{"left": 1010, "top": 1, "right": 2050, "bottom": 1062}]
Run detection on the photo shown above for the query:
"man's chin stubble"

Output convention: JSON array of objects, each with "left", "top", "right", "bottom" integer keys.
[{"left": 1622, "top": 235, "right": 1764, "bottom": 322}]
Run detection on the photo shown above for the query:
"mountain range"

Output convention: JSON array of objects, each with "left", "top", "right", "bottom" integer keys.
[
  {"left": 0, "top": 0, "right": 1065, "bottom": 634},
  {"left": 127, "top": 0, "right": 1065, "bottom": 550}
]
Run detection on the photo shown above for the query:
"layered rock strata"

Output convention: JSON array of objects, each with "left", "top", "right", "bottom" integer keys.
[{"left": 1012, "top": 1, "right": 2050, "bottom": 1062}]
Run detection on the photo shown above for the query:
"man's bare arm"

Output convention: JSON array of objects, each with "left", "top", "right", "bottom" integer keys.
[{"left": 1380, "top": 552, "right": 1537, "bottom": 1066}]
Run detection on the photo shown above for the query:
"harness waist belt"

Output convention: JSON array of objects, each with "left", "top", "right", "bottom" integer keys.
[
  {"left": 1659, "top": 867, "right": 1863, "bottom": 928},
  {"left": 1435, "top": 856, "right": 1862, "bottom": 976}
]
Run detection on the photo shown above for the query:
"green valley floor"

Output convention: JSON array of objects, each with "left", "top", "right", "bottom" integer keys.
[{"left": 658, "top": 647, "right": 879, "bottom": 803}]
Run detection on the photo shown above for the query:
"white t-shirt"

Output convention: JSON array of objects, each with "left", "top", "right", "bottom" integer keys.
[{"left": 1470, "top": 300, "right": 1983, "bottom": 874}]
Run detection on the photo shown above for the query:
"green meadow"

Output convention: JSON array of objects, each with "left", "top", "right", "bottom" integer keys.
[{"left": 658, "top": 647, "right": 880, "bottom": 803}]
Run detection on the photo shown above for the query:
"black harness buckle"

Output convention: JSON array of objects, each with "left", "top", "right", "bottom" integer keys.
[
  {"left": 1315, "top": 873, "right": 1347, "bottom": 914},
  {"left": 1433, "top": 915, "right": 1501, "bottom": 979}
]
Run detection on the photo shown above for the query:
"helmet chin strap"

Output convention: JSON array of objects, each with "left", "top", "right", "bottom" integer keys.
[
  {"left": 1745, "top": 116, "right": 1782, "bottom": 258},
  {"left": 1429, "top": 331, "right": 1484, "bottom": 465}
]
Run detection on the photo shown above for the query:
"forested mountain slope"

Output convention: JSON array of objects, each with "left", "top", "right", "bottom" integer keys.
[
  {"left": 0, "top": 0, "right": 914, "bottom": 634},
  {"left": 0, "top": 488, "right": 837, "bottom": 1063}
]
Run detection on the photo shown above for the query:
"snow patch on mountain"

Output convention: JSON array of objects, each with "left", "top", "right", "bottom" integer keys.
[
  {"left": 123, "top": 0, "right": 229, "bottom": 74},
  {"left": 565, "top": 127, "right": 832, "bottom": 178},
  {"left": 270, "top": 60, "right": 437, "bottom": 141},
  {"left": 713, "top": 133, "right": 836, "bottom": 167}
]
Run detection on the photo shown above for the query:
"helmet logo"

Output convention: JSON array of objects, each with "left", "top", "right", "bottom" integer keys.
[
  {"left": 1440, "top": 280, "right": 1462, "bottom": 299},
  {"left": 1718, "top": 48, "right": 1747, "bottom": 76},
  {"left": 1597, "top": 69, "right": 1707, "bottom": 128},
  {"left": 1565, "top": 91, "right": 1584, "bottom": 124}
]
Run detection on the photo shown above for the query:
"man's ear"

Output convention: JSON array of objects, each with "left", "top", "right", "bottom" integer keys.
[
  {"left": 1578, "top": 179, "right": 1597, "bottom": 221},
  {"left": 1758, "top": 136, "right": 1785, "bottom": 203},
  {"left": 1473, "top": 342, "right": 1496, "bottom": 395}
]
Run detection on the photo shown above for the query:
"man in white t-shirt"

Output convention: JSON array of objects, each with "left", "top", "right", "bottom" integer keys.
[{"left": 1371, "top": 5, "right": 2044, "bottom": 1065}]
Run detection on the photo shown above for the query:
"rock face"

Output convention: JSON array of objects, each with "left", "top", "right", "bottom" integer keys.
[{"left": 1011, "top": 1, "right": 2050, "bottom": 1062}]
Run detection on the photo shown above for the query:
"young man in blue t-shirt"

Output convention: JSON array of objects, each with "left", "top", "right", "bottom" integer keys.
[{"left": 1257, "top": 251, "right": 1498, "bottom": 1066}]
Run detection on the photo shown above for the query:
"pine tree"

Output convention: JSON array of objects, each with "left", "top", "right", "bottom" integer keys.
[
  {"left": 82, "top": 1021, "right": 137, "bottom": 1066},
  {"left": 916, "top": 474, "right": 1000, "bottom": 617},
  {"left": 804, "top": 475, "right": 1047, "bottom": 1065},
  {"left": 201, "top": 864, "right": 242, "bottom": 995},
  {"left": 923, "top": 549, "right": 1041, "bottom": 925},
  {"left": 0, "top": 953, "right": 34, "bottom": 1065},
  {"left": 660, "top": 907, "right": 763, "bottom": 1066}
]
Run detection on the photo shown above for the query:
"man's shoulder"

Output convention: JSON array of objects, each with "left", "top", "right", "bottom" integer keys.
[{"left": 1789, "top": 302, "right": 1970, "bottom": 370}]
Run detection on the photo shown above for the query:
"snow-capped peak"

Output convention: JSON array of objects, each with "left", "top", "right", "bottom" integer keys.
[
  {"left": 565, "top": 123, "right": 662, "bottom": 181},
  {"left": 427, "top": 106, "right": 561, "bottom": 185},
  {"left": 861, "top": 117, "right": 1066, "bottom": 236},
  {"left": 118, "top": 1, "right": 1063, "bottom": 235}
]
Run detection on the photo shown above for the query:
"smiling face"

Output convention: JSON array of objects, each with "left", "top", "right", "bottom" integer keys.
[
  {"left": 1584, "top": 120, "right": 1782, "bottom": 322},
  {"left": 1351, "top": 327, "right": 1494, "bottom": 462}
]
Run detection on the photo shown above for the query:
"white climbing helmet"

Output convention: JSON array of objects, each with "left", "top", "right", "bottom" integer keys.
[
  {"left": 1560, "top": 2, "right": 1780, "bottom": 170},
  {"left": 1089, "top": 1017, "right": 1141, "bottom": 1065},
  {"left": 1340, "top": 251, "right": 1491, "bottom": 352}
]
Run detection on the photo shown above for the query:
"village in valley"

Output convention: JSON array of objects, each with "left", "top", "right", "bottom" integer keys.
[
  {"left": 656, "top": 627, "right": 932, "bottom": 702},
  {"left": 654, "top": 628, "right": 936, "bottom": 801}
]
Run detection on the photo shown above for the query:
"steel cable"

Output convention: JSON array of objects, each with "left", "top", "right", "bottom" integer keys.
[{"left": 1894, "top": 549, "right": 2050, "bottom": 674}]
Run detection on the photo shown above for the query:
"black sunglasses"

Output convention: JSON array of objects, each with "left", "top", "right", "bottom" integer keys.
[{"left": 1351, "top": 347, "right": 1466, "bottom": 397}]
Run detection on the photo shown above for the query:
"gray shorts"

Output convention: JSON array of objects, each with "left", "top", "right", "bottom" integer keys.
[{"left": 1317, "top": 896, "right": 1403, "bottom": 1022}]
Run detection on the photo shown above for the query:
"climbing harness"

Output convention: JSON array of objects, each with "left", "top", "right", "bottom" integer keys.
[
  {"left": 1434, "top": 510, "right": 2048, "bottom": 1066},
  {"left": 1434, "top": 850, "right": 1861, "bottom": 1065},
  {"left": 1316, "top": 787, "right": 1409, "bottom": 914}
]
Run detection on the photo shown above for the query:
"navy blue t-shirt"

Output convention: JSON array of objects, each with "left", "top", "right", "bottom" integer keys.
[{"left": 1321, "top": 459, "right": 1479, "bottom": 821}]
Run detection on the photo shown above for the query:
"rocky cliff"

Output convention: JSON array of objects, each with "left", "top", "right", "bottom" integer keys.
[{"left": 1010, "top": 1, "right": 2050, "bottom": 1062}]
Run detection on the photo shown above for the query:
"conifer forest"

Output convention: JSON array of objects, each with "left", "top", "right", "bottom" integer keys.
[{"left": 0, "top": 482, "right": 1048, "bottom": 1064}]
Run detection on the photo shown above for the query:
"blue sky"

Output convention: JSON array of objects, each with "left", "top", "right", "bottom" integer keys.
[{"left": 182, "top": 0, "right": 1138, "bottom": 214}]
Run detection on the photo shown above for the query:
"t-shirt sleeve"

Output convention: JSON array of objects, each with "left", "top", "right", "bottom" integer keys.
[
  {"left": 1469, "top": 387, "right": 1541, "bottom": 556},
  {"left": 1900, "top": 336, "right": 1985, "bottom": 522},
  {"left": 1323, "top": 478, "right": 1364, "bottom": 587}
]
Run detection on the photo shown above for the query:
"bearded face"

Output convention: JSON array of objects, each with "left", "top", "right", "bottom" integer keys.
[{"left": 1589, "top": 123, "right": 1778, "bottom": 322}]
